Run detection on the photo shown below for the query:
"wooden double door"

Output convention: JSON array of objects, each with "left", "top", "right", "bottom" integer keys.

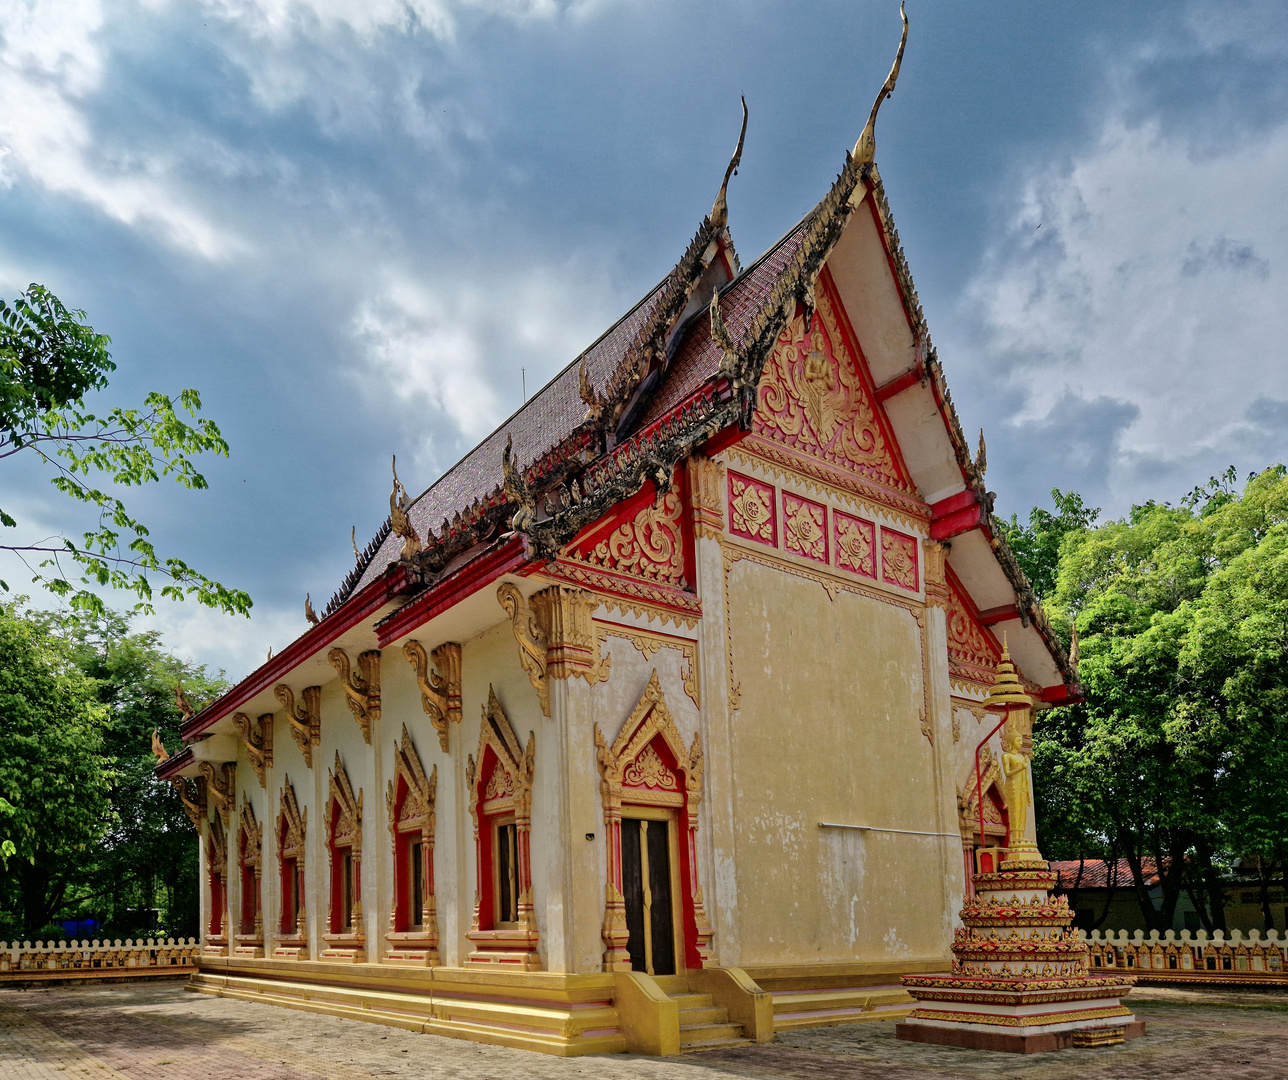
[{"left": 620, "top": 810, "right": 683, "bottom": 976}]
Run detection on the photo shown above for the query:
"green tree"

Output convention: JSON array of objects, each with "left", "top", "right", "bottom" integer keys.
[
  {"left": 1032, "top": 467, "right": 1288, "bottom": 932},
  {"left": 1001, "top": 488, "right": 1101, "bottom": 600},
  {"left": 1, "top": 284, "right": 251, "bottom": 617},
  {"left": 0, "top": 601, "right": 113, "bottom": 936}
]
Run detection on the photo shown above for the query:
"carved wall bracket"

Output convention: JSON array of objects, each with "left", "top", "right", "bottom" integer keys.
[
  {"left": 402, "top": 640, "right": 462, "bottom": 752},
  {"left": 198, "top": 761, "right": 236, "bottom": 829},
  {"left": 232, "top": 712, "right": 273, "bottom": 787},
  {"left": 497, "top": 582, "right": 550, "bottom": 716},
  {"left": 531, "top": 585, "right": 611, "bottom": 687},
  {"left": 328, "top": 648, "right": 381, "bottom": 743},
  {"left": 274, "top": 684, "right": 321, "bottom": 768},
  {"left": 171, "top": 776, "right": 206, "bottom": 829}
]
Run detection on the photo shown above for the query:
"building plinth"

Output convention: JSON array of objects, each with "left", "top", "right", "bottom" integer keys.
[{"left": 899, "top": 858, "right": 1142, "bottom": 1053}]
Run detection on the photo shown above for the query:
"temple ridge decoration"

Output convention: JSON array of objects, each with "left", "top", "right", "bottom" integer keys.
[
  {"left": 385, "top": 725, "right": 439, "bottom": 965},
  {"left": 465, "top": 687, "right": 538, "bottom": 969},
  {"left": 402, "top": 640, "right": 462, "bottom": 752},
  {"left": 328, "top": 648, "right": 381, "bottom": 743},
  {"left": 231, "top": 712, "right": 273, "bottom": 787},
  {"left": 274, "top": 684, "right": 321, "bottom": 768}
]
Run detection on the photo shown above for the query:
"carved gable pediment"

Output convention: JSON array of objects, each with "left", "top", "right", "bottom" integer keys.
[
  {"left": 749, "top": 271, "right": 915, "bottom": 505},
  {"left": 595, "top": 670, "right": 701, "bottom": 812},
  {"left": 946, "top": 567, "right": 1002, "bottom": 689},
  {"left": 386, "top": 724, "right": 436, "bottom": 836},
  {"left": 466, "top": 687, "right": 535, "bottom": 820},
  {"left": 278, "top": 775, "right": 306, "bottom": 860}
]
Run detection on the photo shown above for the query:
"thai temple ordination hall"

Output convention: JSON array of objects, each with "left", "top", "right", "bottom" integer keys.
[{"left": 155, "top": 12, "right": 1134, "bottom": 1056}]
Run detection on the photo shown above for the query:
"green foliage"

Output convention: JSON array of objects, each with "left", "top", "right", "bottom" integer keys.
[
  {"left": 0, "top": 283, "right": 252, "bottom": 618},
  {"left": 1032, "top": 466, "right": 1288, "bottom": 932},
  {"left": 1001, "top": 489, "right": 1100, "bottom": 600},
  {"left": 0, "top": 601, "right": 225, "bottom": 938}
]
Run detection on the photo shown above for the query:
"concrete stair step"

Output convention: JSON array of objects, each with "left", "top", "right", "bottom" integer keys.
[
  {"left": 679, "top": 1022, "right": 743, "bottom": 1044},
  {"left": 681, "top": 1036, "right": 751, "bottom": 1052},
  {"left": 677, "top": 1005, "right": 728, "bottom": 1025},
  {"left": 771, "top": 983, "right": 915, "bottom": 1031},
  {"left": 668, "top": 992, "right": 715, "bottom": 1009}
]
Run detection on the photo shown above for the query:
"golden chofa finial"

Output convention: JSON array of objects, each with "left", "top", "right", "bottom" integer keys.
[
  {"left": 710, "top": 96, "right": 748, "bottom": 231},
  {"left": 983, "top": 633, "right": 1032, "bottom": 710},
  {"left": 853, "top": 2, "right": 909, "bottom": 167}
]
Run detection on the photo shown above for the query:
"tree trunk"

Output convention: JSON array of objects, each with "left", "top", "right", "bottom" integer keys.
[{"left": 1258, "top": 857, "right": 1275, "bottom": 932}]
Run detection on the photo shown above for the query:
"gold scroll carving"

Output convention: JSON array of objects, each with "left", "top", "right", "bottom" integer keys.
[
  {"left": 198, "top": 761, "right": 236, "bottom": 829},
  {"left": 563, "top": 491, "right": 686, "bottom": 585},
  {"left": 231, "top": 712, "right": 273, "bottom": 788},
  {"left": 497, "top": 582, "right": 549, "bottom": 717},
  {"left": 327, "top": 648, "right": 380, "bottom": 743},
  {"left": 402, "top": 640, "right": 462, "bottom": 752},
  {"left": 274, "top": 684, "right": 321, "bottom": 768},
  {"left": 171, "top": 776, "right": 205, "bottom": 829}
]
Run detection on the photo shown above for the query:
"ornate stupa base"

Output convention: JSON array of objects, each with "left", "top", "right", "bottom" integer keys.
[{"left": 898, "top": 859, "right": 1144, "bottom": 1054}]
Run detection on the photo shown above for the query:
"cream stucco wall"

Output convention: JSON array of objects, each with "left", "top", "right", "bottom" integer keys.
[{"left": 722, "top": 556, "right": 949, "bottom": 966}]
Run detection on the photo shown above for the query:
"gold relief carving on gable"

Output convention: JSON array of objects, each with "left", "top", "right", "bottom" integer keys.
[
  {"left": 623, "top": 745, "right": 677, "bottom": 791},
  {"left": 485, "top": 759, "right": 515, "bottom": 801},
  {"left": 945, "top": 574, "right": 1001, "bottom": 686},
  {"left": 783, "top": 492, "right": 827, "bottom": 563},
  {"left": 880, "top": 527, "right": 919, "bottom": 592},
  {"left": 833, "top": 511, "right": 876, "bottom": 579},
  {"left": 327, "top": 752, "right": 362, "bottom": 853},
  {"left": 753, "top": 285, "right": 907, "bottom": 492},
  {"left": 559, "top": 491, "right": 685, "bottom": 585},
  {"left": 597, "top": 624, "right": 699, "bottom": 708},
  {"left": 728, "top": 471, "right": 775, "bottom": 543}
]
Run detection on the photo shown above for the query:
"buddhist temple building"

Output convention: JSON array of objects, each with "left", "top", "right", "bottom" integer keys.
[{"left": 155, "top": 14, "right": 1085, "bottom": 1055}]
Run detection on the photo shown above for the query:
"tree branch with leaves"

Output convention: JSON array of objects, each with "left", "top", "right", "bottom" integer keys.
[{"left": 0, "top": 285, "right": 251, "bottom": 616}]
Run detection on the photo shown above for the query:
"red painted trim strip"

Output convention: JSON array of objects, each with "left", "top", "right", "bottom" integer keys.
[
  {"left": 155, "top": 745, "right": 193, "bottom": 781},
  {"left": 874, "top": 364, "right": 923, "bottom": 403},
  {"left": 930, "top": 489, "right": 978, "bottom": 519},
  {"left": 976, "top": 604, "right": 1021, "bottom": 626},
  {"left": 178, "top": 564, "right": 413, "bottom": 741},
  {"left": 1041, "top": 684, "right": 1084, "bottom": 707},
  {"left": 930, "top": 503, "right": 983, "bottom": 541},
  {"left": 374, "top": 535, "right": 528, "bottom": 647}
]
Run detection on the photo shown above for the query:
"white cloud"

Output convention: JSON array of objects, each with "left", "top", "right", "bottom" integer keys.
[
  {"left": 966, "top": 115, "right": 1288, "bottom": 498},
  {"left": 135, "top": 596, "right": 307, "bottom": 680},
  {"left": 0, "top": 0, "right": 239, "bottom": 257},
  {"left": 353, "top": 257, "right": 618, "bottom": 460}
]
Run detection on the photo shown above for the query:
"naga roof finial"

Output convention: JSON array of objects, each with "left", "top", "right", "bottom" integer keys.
[
  {"left": 710, "top": 96, "right": 748, "bottom": 231},
  {"left": 853, "top": 2, "right": 908, "bottom": 167}
]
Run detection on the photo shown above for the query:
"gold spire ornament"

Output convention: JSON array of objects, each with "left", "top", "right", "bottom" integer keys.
[
  {"left": 853, "top": 2, "right": 909, "bottom": 167},
  {"left": 390, "top": 455, "right": 423, "bottom": 559},
  {"left": 982, "top": 635, "right": 1031, "bottom": 711},
  {"left": 174, "top": 681, "right": 195, "bottom": 720},
  {"left": 976, "top": 428, "right": 987, "bottom": 477},
  {"left": 1069, "top": 623, "right": 1080, "bottom": 673},
  {"left": 709, "top": 96, "right": 748, "bottom": 231},
  {"left": 305, "top": 593, "right": 319, "bottom": 627}
]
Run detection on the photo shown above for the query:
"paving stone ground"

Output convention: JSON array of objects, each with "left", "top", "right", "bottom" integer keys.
[{"left": 1, "top": 981, "right": 1286, "bottom": 1080}]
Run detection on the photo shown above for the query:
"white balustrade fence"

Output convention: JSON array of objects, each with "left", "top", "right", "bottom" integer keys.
[
  {"left": 1086, "top": 927, "right": 1288, "bottom": 982},
  {"left": 0, "top": 937, "right": 198, "bottom": 978}
]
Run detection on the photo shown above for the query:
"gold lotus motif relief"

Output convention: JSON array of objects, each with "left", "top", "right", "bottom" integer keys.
[
  {"left": 834, "top": 514, "right": 875, "bottom": 576},
  {"left": 730, "top": 477, "right": 773, "bottom": 539},
  {"left": 783, "top": 494, "right": 826, "bottom": 561},
  {"left": 485, "top": 760, "right": 515, "bottom": 800},
  {"left": 881, "top": 530, "right": 918, "bottom": 590},
  {"left": 623, "top": 745, "right": 677, "bottom": 790}
]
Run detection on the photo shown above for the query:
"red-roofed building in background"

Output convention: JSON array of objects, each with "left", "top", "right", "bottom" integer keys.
[{"left": 154, "top": 19, "right": 1083, "bottom": 1057}]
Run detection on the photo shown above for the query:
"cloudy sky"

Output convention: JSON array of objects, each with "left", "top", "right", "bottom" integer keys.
[{"left": 2, "top": 0, "right": 1285, "bottom": 677}]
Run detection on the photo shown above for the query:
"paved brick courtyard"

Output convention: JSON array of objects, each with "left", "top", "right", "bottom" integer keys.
[{"left": 1, "top": 981, "right": 1286, "bottom": 1080}]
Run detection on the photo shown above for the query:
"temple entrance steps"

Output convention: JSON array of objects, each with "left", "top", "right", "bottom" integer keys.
[
  {"left": 768, "top": 983, "right": 915, "bottom": 1031},
  {"left": 668, "top": 989, "right": 749, "bottom": 1051}
]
